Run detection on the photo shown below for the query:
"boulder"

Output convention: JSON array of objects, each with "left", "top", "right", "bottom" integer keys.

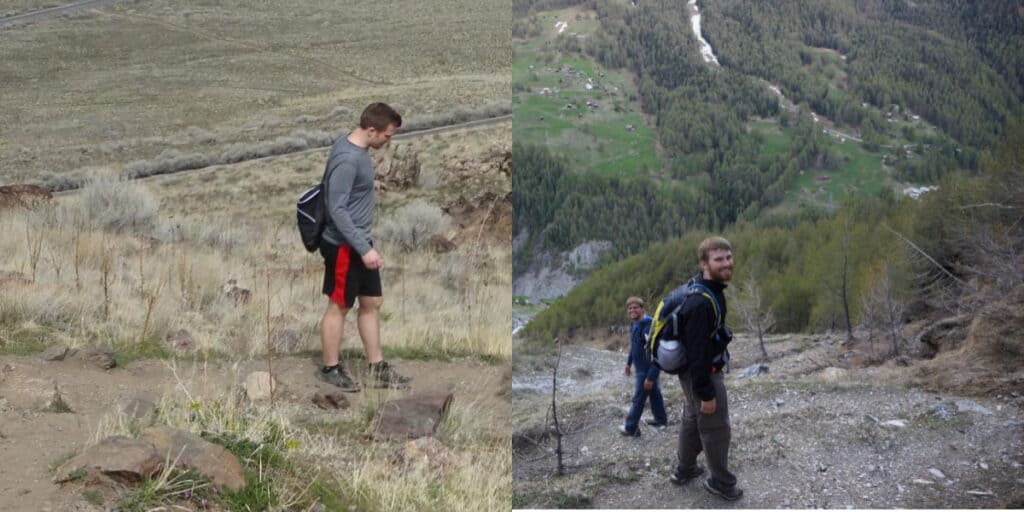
[
  {"left": 141, "top": 426, "right": 245, "bottom": 491},
  {"left": 167, "top": 329, "right": 198, "bottom": 353},
  {"left": 956, "top": 399, "right": 994, "bottom": 416},
  {"left": 736, "top": 364, "right": 769, "bottom": 379},
  {"left": 40, "top": 345, "right": 74, "bottom": 361},
  {"left": 119, "top": 398, "right": 157, "bottom": 420},
  {"left": 54, "top": 436, "right": 162, "bottom": 485},
  {"left": 85, "top": 348, "right": 116, "bottom": 370},
  {"left": 373, "top": 392, "right": 454, "bottom": 441},
  {"left": 222, "top": 279, "right": 251, "bottom": 307},
  {"left": 312, "top": 388, "right": 351, "bottom": 410}
]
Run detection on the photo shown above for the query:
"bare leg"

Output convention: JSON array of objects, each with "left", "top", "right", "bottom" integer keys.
[
  {"left": 320, "top": 300, "right": 350, "bottom": 367},
  {"left": 357, "top": 296, "right": 383, "bottom": 364}
]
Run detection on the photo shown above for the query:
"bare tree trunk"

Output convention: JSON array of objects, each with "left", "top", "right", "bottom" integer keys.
[
  {"left": 551, "top": 337, "right": 564, "bottom": 476},
  {"left": 757, "top": 326, "right": 769, "bottom": 362},
  {"left": 736, "top": 276, "right": 773, "bottom": 362},
  {"left": 840, "top": 215, "right": 855, "bottom": 342}
]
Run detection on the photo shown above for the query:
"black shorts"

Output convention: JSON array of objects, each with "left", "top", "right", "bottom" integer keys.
[{"left": 320, "top": 241, "right": 382, "bottom": 308}]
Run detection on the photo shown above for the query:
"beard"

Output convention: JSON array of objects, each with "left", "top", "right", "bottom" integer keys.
[{"left": 709, "top": 266, "right": 732, "bottom": 282}]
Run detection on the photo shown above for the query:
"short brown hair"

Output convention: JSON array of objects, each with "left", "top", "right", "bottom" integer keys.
[
  {"left": 625, "top": 296, "right": 644, "bottom": 308},
  {"left": 698, "top": 236, "right": 732, "bottom": 263},
  {"left": 359, "top": 102, "right": 402, "bottom": 131}
]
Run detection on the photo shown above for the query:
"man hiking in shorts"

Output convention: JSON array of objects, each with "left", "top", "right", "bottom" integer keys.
[{"left": 318, "top": 102, "right": 410, "bottom": 391}]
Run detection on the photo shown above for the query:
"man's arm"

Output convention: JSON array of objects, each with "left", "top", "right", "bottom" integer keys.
[
  {"left": 682, "top": 297, "right": 717, "bottom": 407},
  {"left": 325, "top": 156, "right": 372, "bottom": 256}
]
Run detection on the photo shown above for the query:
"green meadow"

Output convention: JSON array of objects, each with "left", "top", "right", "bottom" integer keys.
[{"left": 512, "top": 7, "right": 659, "bottom": 177}]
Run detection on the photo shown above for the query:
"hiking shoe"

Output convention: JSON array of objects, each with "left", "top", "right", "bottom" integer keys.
[
  {"left": 645, "top": 418, "right": 668, "bottom": 427},
  {"left": 617, "top": 425, "right": 641, "bottom": 437},
  {"left": 368, "top": 361, "right": 411, "bottom": 389},
  {"left": 703, "top": 478, "right": 743, "bottom": 501},
  {"left": 669, "top": 466, "right": 705, "bottom": 485},
  {"left": 319, "top": 366, "right": 360, "bottom": 392}
]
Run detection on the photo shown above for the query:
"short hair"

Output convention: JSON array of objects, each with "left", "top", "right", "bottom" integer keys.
[
  {"left": 359, "top": 102, "right": 402, "bottom": 131},
  {"left": 625, "top": 296, "right": 644, "bottom": 308},
  {"left": 698, "top": 236, "right": 732, "bottom": 263}
]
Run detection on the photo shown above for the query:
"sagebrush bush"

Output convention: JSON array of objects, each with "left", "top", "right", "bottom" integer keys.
[
  {"left": 123, "top": 150, "right": 210, "bottom": 179},
  {"left": 375, "top": 200, "right": 449, "bottom": 251},
  {"left": 76, "top": 176, "right": 159, "bottom": 233}
]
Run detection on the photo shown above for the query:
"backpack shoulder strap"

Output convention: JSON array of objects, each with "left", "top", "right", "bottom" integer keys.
[{"left": 687, "top": 283, "right": 722, "bottom": 337}]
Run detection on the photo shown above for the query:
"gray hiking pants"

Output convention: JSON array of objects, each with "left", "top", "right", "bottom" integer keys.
[{"left": 677, "top": 370, "right": 737, "bottom": 488}]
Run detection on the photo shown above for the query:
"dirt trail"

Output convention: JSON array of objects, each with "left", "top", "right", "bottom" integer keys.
[
  {"left": 0, "top": 353, "right": 507, "bottom": 511},
  {"left": 512, "top": 334, "right": 1024, "bottom": 509}
]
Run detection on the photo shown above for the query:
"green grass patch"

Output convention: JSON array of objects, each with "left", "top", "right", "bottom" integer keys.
[
  {"left": 513, "top": 482, "right": 593, "bottom": 509},
  {"left": 752, "top": 120, "right": 793, "bottom": 161},
  {"left": 113, "top": 340, "right": 176, "bottom": 367},
  {"left": 336, "top": 345, "right": 507, "bottom": 365},
  {"left": 308, "top": 481, "right": 351, "bottom": 511},
  {"left": 82, "top": 489, "right": 105, "bottom": 507},
  {"left": 116, "top": 467, "right": 213, "bottom": 512},
  {"left": 514, "top": 8, "right": 659, "bottom": 178},
  {"left": 786, "top": 140, "right": 885, "bottom": 209},
  {"left": 0, "top": 330, "right": 48, "bottom": 356}
]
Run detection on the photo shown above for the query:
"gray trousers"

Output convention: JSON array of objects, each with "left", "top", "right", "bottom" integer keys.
[{"left": 677, "top": 371, "right": 737, "bottom": 488}]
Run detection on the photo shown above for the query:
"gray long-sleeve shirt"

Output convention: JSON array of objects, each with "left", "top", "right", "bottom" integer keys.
[{"left": 321, "top": 135, "right": 375, "bottom": 256}]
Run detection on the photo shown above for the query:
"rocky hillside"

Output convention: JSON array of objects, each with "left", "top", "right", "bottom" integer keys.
[{"left": 512, "top": 318, "right": 1024, "bottom": 509}]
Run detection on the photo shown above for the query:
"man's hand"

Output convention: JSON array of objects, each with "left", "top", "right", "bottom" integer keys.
[
  {"left": 624, "top": 364, "right": 631, "bottom": 377},
  {"left": 700, "top": 398, "right": 717, "bottom": 415},
  {"left": 643, "top": 379, "right": 653, "bottom": 391},
  {"left": 362, "top": 249, "right": 383, "bottom": 270}
]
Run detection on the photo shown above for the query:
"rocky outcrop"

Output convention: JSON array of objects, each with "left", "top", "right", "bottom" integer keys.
[
  {"left": 0, "top": 184, "right": 52, "bottom": 209},
  {"left": 513, "top": 240, "right": 613, "bottom": 300},
  {"left": 371, "top": 143, "right": 421, "bottom": 191},
  {"left": 222, "top": 279, "right": 251, "bottom": 307}
]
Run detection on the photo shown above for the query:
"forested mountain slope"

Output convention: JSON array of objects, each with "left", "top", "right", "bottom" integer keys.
[{"left": 513, "top": 0, "right": 1023, "bottom": 287}]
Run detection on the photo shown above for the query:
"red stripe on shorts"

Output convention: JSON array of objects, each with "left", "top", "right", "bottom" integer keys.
[{"left": 331, "top": 245, "right": 352, "bottom": 307}]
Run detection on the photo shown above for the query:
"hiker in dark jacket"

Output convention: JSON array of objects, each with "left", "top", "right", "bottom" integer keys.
[
  {"left": 619, "top": 297, "right": 668, "bottom": 436},
  {"left": 670, "top": 236, "right": 743, "bottom": 501}
]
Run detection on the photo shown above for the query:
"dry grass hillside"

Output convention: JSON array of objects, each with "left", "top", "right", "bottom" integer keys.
[
  {"left": 0, "top": 123, "right": 511, "bottom": 511},
  {"left": 0, "top": 0, "right": 510, "bottom": 187},
  {"left": 1, "top": 1, "right": 511, "bottom": 510}
]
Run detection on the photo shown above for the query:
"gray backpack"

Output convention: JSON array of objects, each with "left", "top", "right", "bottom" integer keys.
[{"left": 647, "top": 281, "right": 723, "bottom": 374}]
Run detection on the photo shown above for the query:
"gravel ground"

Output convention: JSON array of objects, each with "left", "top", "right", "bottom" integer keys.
[{"left": 513, "top": 334, "right": 1024, "bottom": 509}]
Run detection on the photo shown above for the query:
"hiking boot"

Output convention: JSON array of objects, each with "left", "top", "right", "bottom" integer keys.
[
  {"left": 669, "top": 466, "right": 705, "bottom": 485},
  {"left": 645, "top": 418, "right": 668, "bottom": 427},
  {"left": 319, "top": 365, "right": 360, "bottom": 392},
  {"left": 703, "top": 478, "right": 743, "bottom": 501},
  {"left": 617, "top": 425, "right": 641, "bottom": 437},
  {"left": 368, "top": 361, "right": 411, "bottom": 389}
]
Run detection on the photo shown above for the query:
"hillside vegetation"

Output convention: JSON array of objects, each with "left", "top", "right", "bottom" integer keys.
[
  {"left": 522, "top": 124, "right": 1024, "bottom": 383},
  {"left": 513, "top": 0, "right": 1022, "bottom": 281}
]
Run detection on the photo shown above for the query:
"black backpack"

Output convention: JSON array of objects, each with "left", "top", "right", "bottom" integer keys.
[
  {"left": 296, "top": 170, "right": 331, "bottom": 252},
  {"left": 646, "top": 279, "right": 726, "bottom": 374}
]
